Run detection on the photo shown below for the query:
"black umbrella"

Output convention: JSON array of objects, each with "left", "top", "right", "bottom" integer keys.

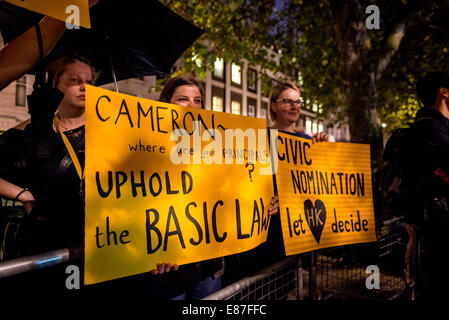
[{"left": 0, "top": 0, "right": 204, "bottom": 86}]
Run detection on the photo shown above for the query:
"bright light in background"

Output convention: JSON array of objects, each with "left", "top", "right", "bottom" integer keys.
[
  {"left": 381, "top": 123, "right": 387, "bottom": 128},
  {"left": 214, "top": 58, "right": 224, "bottom": 78},
  {"left": 231, "top": 63, "right": 241, "bottom": 85},
  {"left": 192, "top": 53, "right": 202, "bottom": 68},
  {"left": 306, "top": 119, "right": 312, "bottom": 133}
]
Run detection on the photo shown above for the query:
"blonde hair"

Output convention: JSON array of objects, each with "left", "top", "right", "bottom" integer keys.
[{"left": 268, "top": 82, "right": 301, "bottom": 122}]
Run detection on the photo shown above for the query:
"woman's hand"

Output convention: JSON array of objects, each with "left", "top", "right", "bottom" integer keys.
[
  {"left": 312, "top": 132, "right": 330, "bottom": 144},
  {"left": 17, "top": 189, "right": 35, "bottom": 215},
  {"left": 151, "top": 263, "right": 179, "bottom": 275},
  {"left": 268, "top": 195, "right": 279, "bottom": 215}
]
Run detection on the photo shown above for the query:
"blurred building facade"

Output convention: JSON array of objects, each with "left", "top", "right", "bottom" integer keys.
[
  {"left": 0, "top": 75, "right": 34, "bottom": 130},
  {"left": 0, "top": 60, "right": 351, "bottom": 142}
]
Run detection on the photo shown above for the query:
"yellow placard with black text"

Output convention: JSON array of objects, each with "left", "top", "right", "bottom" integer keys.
[
  {"left": 84, "top": 85, "right": 274, "bottom": 285},
  {"left": 272, "top": 130, "right": 377, "bottom": 255},
  {"left": 5, "top": 0, "right": 90, "bottom": 28}
]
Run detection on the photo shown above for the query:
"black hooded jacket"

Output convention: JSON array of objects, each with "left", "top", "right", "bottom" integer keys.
[{"left": 401, "top": 107, "right": 449, "bottom": 233}]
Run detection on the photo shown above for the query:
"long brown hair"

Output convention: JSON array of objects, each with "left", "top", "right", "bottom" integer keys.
[{"left": 159, "top": 75, "right": 204, "bottom": 108}]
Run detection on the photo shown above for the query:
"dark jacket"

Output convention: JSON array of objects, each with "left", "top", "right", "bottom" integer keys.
[{"left": 401, "top": 108, "right": 449, "bottom": 234}]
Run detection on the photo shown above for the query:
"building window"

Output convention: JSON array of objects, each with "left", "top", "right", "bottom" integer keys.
[
  {"left": 212, "top": 85, "right": 225, "bottom": 111},
  {"left": 247, "top": 105, "right": 255, "bottom": 117},
  {"left": 247, "top": 68, "right": 257, "bottom": 92},
  {"left": 260, "top": 101, "right": 268, "bottom": 119},
  {"left": 213, "top": 58, "right": 224, "bottom": 80},
  {"left": 212, "top": 96, "right": 223, "bottom": 112},
  {"left": 247, "top": 97, "right": 256, "bottom": 117},
  {"left": 312, "top": 121, "right": 318, "bottom": 134},
  {"left": 305, "top": 119, "right": 312, "bottom": 134},
  {"left": 318, "top": 122, "right": 324, "bottom": 133},
  {"left": 231, "top": 101, "right": 241, "bottom": 115},
  {"left": 231, "top": 63, "right": 241, "bottom": 86},
  {"left": 15, "top": 76, "right": 27, "bottom": 107}
]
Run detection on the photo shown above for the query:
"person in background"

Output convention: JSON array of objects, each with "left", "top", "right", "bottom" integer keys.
[
  {"left": 400, "top": 72, "right": 449, "bottom": 300},
  {"left": 0, "top": 53, "right": 94, "bottom": 298}
]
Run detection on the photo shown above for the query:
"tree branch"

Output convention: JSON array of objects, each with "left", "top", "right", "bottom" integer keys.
[
  {"left": 374, "top": 0, "right": 431, "bottom": 82},
  {"left": 375, "top": 21, "right": 406, "bottom": 82}
]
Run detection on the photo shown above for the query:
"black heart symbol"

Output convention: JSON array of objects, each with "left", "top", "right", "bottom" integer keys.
[{"left": 303, "top": 199, "right": 326, "bottom": 244}]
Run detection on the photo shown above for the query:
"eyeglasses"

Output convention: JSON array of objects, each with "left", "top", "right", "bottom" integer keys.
[{"left": 276, "top": 99, "right": 304, "bottom": 108}]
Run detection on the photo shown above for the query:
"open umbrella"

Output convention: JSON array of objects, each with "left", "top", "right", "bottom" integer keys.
[{"left": 0, "top": 0, "right": 204, "bottom": 86}]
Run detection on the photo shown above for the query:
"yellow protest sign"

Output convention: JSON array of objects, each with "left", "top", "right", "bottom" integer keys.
[
  {"left": 84, "top": 85, "right": 274, "bottom": 285},
  {"left": 272, "top": 130, "right": 377, "bottom": 256},
  {"left": 4, "top": 0, "right": 90, "bottom": 28}
]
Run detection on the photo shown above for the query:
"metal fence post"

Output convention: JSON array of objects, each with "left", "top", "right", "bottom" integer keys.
[
  {"left": 296, "top": 254, "right": 304, "bottom": 300},
  {"left": 309, "top": 251, "right": 317, "bottom": 300}
]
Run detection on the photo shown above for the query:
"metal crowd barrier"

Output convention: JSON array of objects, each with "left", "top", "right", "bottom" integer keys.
[
  {"left": 0, "top": 217, "right": 411, "bottom": 301},
  {"left": 203, "top": 216, "right": 411, "bottom": 301},
  {"left": 0, "top": 246, "right": 82, "bottom": 279},
  {"left": 204, "top": 255, "right": 304, "bottom": 300},
  {"left": 314, "top": 216, "right": 409, "bottom": 300}
]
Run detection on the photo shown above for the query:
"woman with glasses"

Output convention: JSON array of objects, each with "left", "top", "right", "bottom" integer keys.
[
  {"left": 226, "top": 82, "right": 330, "bottom": 282},
  {"left": 247, "top": 82, "right": 329, "bottom": 269},
  {"left": 268, "top": 82, "right": 328, "bottom": 142},
  {"left": 267, "top": 82, "right": 329, "bottom": 217}
]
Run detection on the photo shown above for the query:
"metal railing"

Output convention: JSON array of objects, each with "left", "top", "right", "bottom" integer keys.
[
  {"left": 0, "top": 217, "right": 411, "bottom": 301},
  {"left": 203, "top": 217, "right": 410, "bottom": 301},
  {"left": 0, "top": 246, "right": 82, "bottom": 279},
  {"left": 204, "top": 255, "right": 303, "bottom": 300}
]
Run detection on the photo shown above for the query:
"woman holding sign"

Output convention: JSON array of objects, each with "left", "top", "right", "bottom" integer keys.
[
  {"left": 268, "top": 82, "right": 329, "bottom": 143},
  {"left": 153, "top": 75, "right": 224, "bottom": 300},
  {"left": 267, "top": 82, "right": 329, "bottom": 215},
  {"left": 245, "top": 82, "right": 330, "bottom": 273}
]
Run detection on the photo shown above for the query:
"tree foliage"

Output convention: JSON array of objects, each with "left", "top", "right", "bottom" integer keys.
[
  {"left": 377, "top": 0, "right": 449, "bottom": 133},
  {"left": 161, "top": 0, "right": 449, "bottom": 140},
  {"left": 161, "top": 0, "right": 279, "bottom": 79}
]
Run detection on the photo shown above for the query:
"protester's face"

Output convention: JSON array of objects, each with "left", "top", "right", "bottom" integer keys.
[
  {"left": 272, "top": 88, "right": 302, "bottom": 124},
  {"left": 170, "top": 84, "right": 202, "bottom": 109},
  {"left": 56, "top": 61, "right": 93, "bottom": 110}
]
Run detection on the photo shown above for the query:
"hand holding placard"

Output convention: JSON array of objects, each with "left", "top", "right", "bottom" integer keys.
[{"left": 273, "top": 130, "right": 376, "bottom": 255}]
